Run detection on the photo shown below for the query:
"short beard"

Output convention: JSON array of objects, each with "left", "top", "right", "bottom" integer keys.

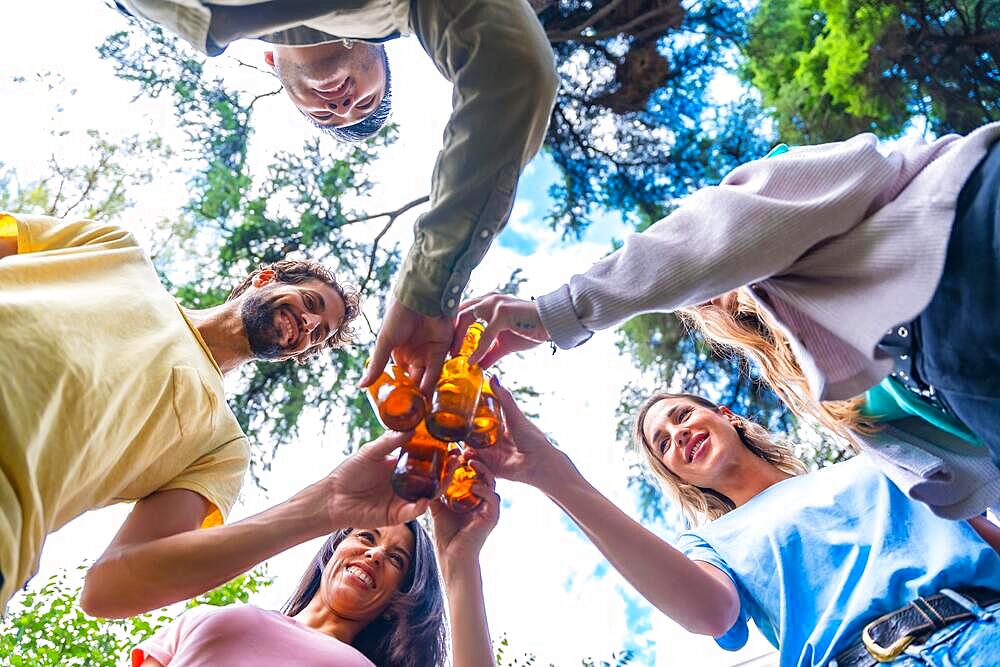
[{"left": 240, "top": 289, "right": 285, "bottom": 360}]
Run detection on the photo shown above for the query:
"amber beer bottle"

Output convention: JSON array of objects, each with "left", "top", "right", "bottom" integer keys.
[
  {"left": 426, "top": 323, "right": 485, "bottom": 442},
  {"left": 391, "top": 420, "right": 448, "bottom": 501},
  {"left": 367, "top": 363, "right": 427, "bottom": 431},
  {"left": 465, "top": 373, "right": 502, "bottom": 449},
  {"left": 440, "top": 446, "right": 482, "bottom": 513}
]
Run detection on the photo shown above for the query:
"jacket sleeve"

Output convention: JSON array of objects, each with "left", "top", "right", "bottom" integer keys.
[
  {"left": 117, "top": 0, "right": 220, "bottom": 55},
  {"left": 397, "top": 0, "right": 558, "bottom": 317},
  {"left": 536, "top": 134, "right": 903, "bottom": 348}
]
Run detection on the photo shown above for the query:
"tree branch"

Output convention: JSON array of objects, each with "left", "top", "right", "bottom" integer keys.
[
  {"left": 248, "top": 88, "right": 283, "bottom": 112},
  {"left": 546, "top": 6, "right": 682, "bottom": 43},
  {"left": 355, "top": 194, "right": 430, "bottom": 299}
]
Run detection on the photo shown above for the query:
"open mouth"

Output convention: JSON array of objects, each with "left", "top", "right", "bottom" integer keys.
[
  {"left": 275, "top": 307, "right": 300, "bottom": 349},
  {"left": 685, "top": 433, "right": 708, "bottom": 464},
  {"left": 346, "top": 564, "right": 376, "bottom": 589}
]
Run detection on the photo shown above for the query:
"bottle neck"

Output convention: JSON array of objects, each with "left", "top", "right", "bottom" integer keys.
[{"left": 458, "top": 324, "right": 484, "bottom": 357}]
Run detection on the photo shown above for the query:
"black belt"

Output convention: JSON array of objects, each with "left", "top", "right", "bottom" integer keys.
[{"left": 832, "top": 587, "right": 1000, "bottom": 666}]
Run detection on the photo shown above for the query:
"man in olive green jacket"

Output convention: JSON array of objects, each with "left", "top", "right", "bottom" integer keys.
[{"left": 118, "top": 0, "right": 560, "bottom": 392}]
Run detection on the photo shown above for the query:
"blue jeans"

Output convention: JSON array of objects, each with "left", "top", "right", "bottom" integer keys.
[
  {"left": 916, "top": 138, "right": 1000, "bottom": 466},
  {"left": 891, "top": 600, "right": 1000, "bottom": 666}
]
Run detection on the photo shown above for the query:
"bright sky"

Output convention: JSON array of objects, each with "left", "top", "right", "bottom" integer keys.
[{"left": 0, "top": 3, "right": 778, "bottom": 665}]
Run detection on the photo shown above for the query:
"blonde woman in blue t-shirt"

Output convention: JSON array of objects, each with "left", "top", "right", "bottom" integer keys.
[{"left": 475, "top": 376, "right": 1000, "bottom": 667}]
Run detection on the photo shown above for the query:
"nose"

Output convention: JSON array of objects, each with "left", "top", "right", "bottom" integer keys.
[
  {"left": 674, "top": 427, "right": 691, "bottom": 451},
  {"left": 365, "top": 547, "right": 384, "bottom": 566},
  {"left": 301, "top": 311, "right": 321, "bottom": 335},
  {"left": 325, "top": 97, "right": 354, "bottom": 116}
]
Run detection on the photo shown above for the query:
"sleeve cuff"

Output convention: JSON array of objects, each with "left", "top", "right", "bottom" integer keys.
[
  {"left": 395, "top": 246, "right": 460, "bottom": 318},
  {"left": 536, "top": 284, "right": 594, "bottom": 349}
]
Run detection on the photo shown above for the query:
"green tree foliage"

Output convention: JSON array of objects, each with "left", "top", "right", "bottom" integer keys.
[
  {"left": 534, "top": 0, "right": 773, "bottom": 237},
  {"left": 745, "top": 0, "right": 1000, "bottom": 142},
  {"left": 0, "top": 73, "right": 170, "bottom": 222},
  {"left": 0, "top": 566, "right": 271, "bottom": 667}
]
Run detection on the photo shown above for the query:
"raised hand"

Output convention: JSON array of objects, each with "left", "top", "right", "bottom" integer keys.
[
  {"left": 325, "top": 431, "right": 429, "bottom": 529},
  {"left": 472, "top": 376, "right": 574, "bottom": 492},
  {"left": 359, "top": 298, "right": 455, "bottom": 395},
  {"left": 453, "top": 293, "right": 550, "bottom": 368},
  {"left": 430, "top": 456, "right": 501, "bottom": 566}
]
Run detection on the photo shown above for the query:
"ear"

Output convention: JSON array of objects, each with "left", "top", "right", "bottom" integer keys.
[
  {"left": 252, "top": 268, "right": 276, "bottom": 288},
  {"left": 264, "top": 51, "right": 276, "bottom": 70},
  {"left": 718, "top": 405, "right": 740, "bottom": 426}
]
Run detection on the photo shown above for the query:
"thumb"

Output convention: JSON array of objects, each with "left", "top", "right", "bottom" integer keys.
[
  {"left": 359, "top": 330, "right": 394, "bottom": 388},
  {"left": 363, "top": 430, "right": 412, "bottom": 458},
  {"left": 490, "top": 376, "right": 531, "bottom": 430}
]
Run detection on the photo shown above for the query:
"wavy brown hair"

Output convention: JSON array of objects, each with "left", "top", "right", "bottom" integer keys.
[
  {"left": 678, "top": 288, "right": 873, "bottom": 443},
  {"left": 227, "top": 259, "right": 360, "bottom": 362},
  {"left": 633, "top": 392, "right": 807, "bottom": 525}
]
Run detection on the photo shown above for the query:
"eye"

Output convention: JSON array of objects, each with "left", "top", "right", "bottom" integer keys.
[
  {"left": 388, "top": 552, "right": 405, "bottom": 569},
  {"left": 356, "top": 531, "right": 375, "bottom": 543},
  {"left": 658, "top": 438, "right": 670, "bottom": 456}
]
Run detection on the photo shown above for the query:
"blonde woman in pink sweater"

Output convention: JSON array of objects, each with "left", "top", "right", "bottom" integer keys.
[{"left": 458, "top": 123, "right": 1000, "bottom": 518}]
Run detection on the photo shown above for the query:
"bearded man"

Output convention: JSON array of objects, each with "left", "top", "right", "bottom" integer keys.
[{"left": 0, "top": 212, "right": 414, "bottom": 617}]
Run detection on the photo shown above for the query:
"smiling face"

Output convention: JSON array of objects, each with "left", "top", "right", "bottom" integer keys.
[
  {"left": 240, "top": 277, "right": 347, "bottom": 362},
  {"left": 641, "top": 397, "right": 746, "bottom": 489},
  {"left": 317, "top": 526, "right": 415, "bottom": 625},
  {"left": 266, "top": 42, "right": 386, "bottom": 129}
]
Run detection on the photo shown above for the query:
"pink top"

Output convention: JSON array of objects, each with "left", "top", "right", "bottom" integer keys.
[{"left": 132, "top": 604, "right": 375, "bottom": 667}]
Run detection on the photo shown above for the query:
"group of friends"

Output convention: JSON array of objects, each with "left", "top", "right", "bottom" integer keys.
[{"left": 1, "top": 0, "right": 998, "bottom": 665}]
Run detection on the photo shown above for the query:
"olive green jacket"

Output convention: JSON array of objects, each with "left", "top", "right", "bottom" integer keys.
[{"left": 120, "top": 0, "right": 559, "bottom": 317}]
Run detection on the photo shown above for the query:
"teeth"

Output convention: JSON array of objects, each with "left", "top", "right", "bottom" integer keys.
[
  {"left": 347, "top": 565, "right": 374, "bottom": 588},
  {"left": 689, "top": 439, "right": 704, "bottom": 463}
]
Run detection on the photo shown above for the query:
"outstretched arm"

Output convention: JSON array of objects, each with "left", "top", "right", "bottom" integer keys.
[
  {"left": 478, "top": 378, "right": 740, "bottom": 636},
  {"left": 363, "top": 0, "right": 559, "bottom": 393},
  {"left": 83, "top": 432, "right": 428, "bottom": 618},
  {"left": 431, "top": 467, "right": 501, "bottom": 667}
]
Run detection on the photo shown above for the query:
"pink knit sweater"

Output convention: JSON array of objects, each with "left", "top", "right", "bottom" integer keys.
[{"left": 537, "top": 123, "right": 1000, "bottom": 401}]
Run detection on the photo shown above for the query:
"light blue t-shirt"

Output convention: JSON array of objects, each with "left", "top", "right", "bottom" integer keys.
[{"left": 675, "top": 456, "right": 1000, "bottom": 667}]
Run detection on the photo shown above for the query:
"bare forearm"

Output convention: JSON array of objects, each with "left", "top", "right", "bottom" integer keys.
[
  {"left": 0, "top": 236, "right": 15, "bottom": 259},
  {"left": 83, "top": 485, "right": 329, "bottom": 618},
  {"left": 970, "top": 515, "right": 1000, "bottom": 553},
  {"left": 537, "top": 460, "right": 737, "bottom": 635},
  {"left": 440, "top": 559, "right": 493, "bottom": 667}
]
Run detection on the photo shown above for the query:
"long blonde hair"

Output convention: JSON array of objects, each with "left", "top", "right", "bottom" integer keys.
[
  {"left": 678, "top": 288, "right": 874, "bottom": 442},
  {"left": 632, "top": 392, "right": 807, "bottom": 525}
]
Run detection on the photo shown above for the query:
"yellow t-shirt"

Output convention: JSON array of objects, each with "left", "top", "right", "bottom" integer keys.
[{"left": 0, "top": 213, "right": 250, "bottom": 609}]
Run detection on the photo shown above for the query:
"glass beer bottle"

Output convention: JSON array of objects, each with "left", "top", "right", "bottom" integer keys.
[
  {"left": 465, "top": 373, "right": 502, "bottom": 449},
  {"left": 441, "top": 445, "right": 482, "bottom": 513},
  {"left": 366, "top": 363, "right": 427, "bottom": 431},
  {"left": 391, "top": 420, "right": 448, "bottom": 501},
  {"left": 426, "top": 323, "right": 485, "bottom": 442}
]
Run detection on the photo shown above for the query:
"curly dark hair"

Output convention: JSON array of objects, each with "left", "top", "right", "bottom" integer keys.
[
  {"left": 227, "top": 259, "right": 360, "bottom": 362},
  {"left": 282, "top": 524, "right": 447, "bottom": 667}
]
